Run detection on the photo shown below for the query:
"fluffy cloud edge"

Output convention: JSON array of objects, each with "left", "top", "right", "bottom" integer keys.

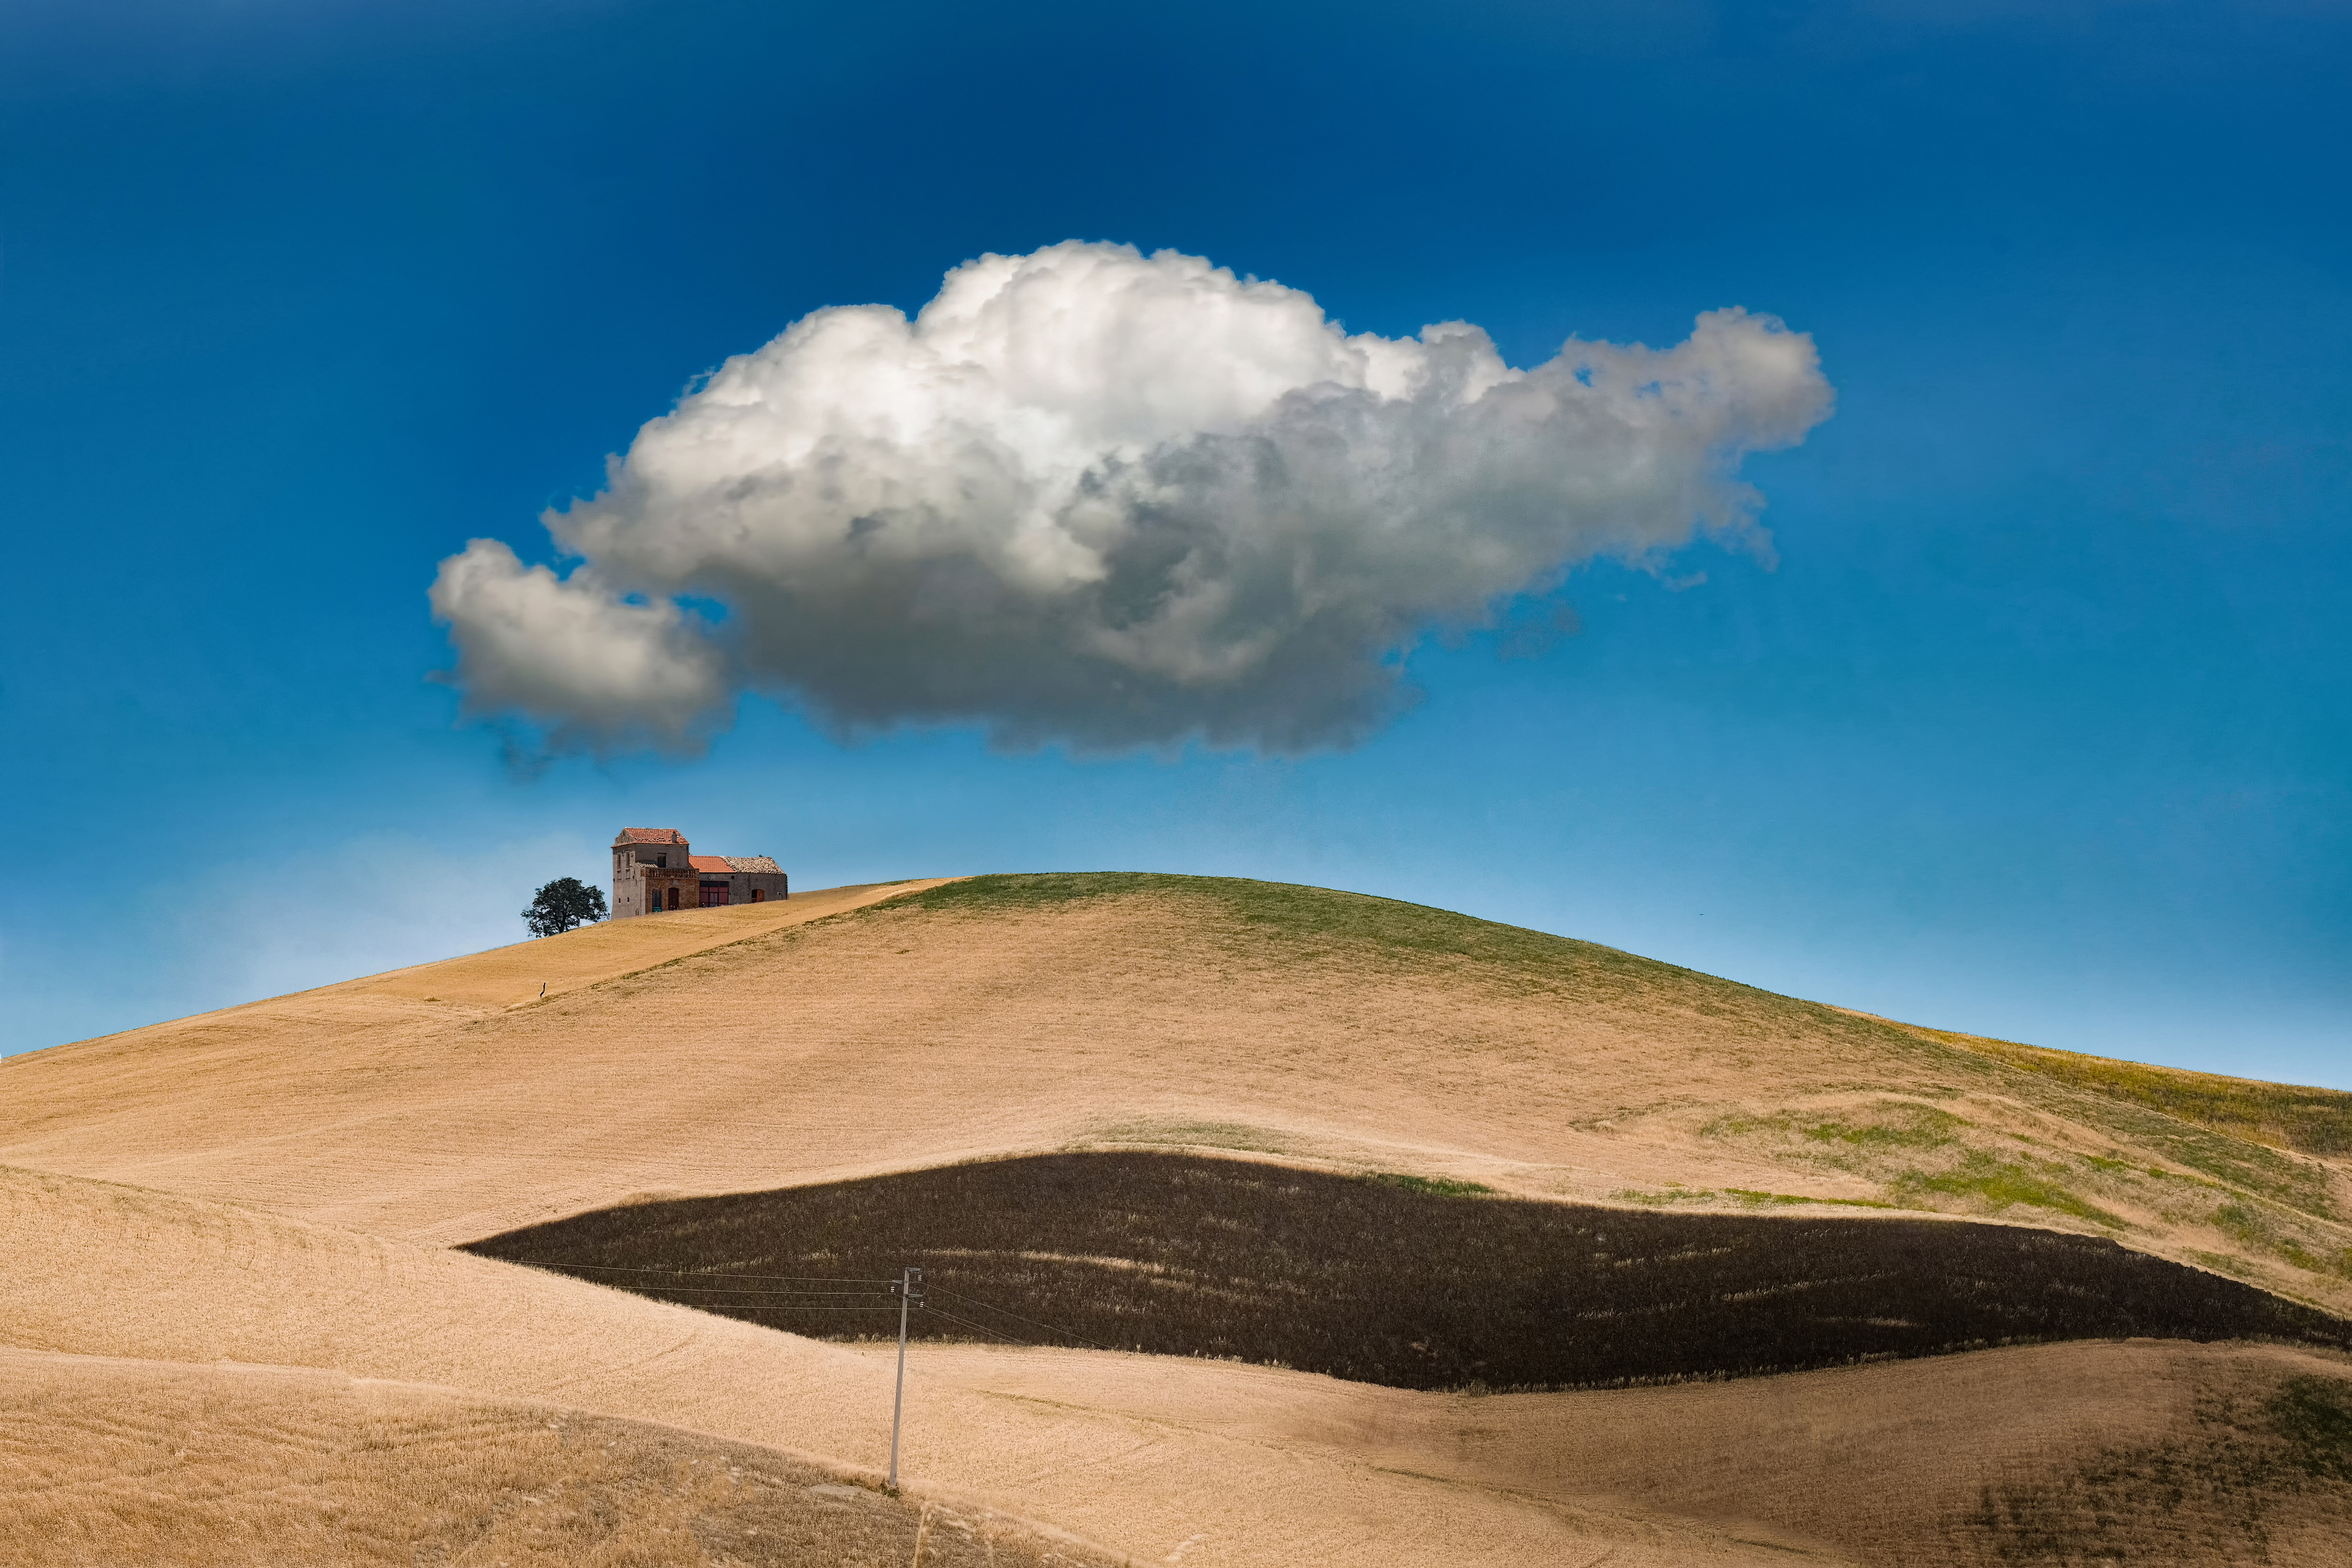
[
  {"left": 430, "top": 243, "right": 1834, "bottom": 756},
  {"left": 428, "top": 538, "right": 730, "bottom": 753}
]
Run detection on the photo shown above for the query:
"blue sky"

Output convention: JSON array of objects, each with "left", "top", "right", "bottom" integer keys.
[{"left": 4, "top": 0, "right": 2347, "bottom": 1084}]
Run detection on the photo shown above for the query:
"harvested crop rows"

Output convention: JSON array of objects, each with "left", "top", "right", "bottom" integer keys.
[{"left": 468, "top": 1151, "right": 2352, "bottom": 1390}]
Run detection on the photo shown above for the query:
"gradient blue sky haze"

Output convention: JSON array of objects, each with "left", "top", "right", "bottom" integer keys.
[{"left": 3, "top": 0, "right": 2347, "bottom": 1083}]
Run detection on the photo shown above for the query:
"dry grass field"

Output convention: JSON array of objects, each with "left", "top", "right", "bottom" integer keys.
[
  {"left": 0, "top": 1163, "right": 1822, "bottom": 1567},
  {"left": 4, "top": 874, "right": 2345, "bottom": 1311},
  {"left": 6, "top": 871, "right": 2350, "bottom": 1563},
  {"left": 0, "top": 1348, "right": 1103, "bottom": 1568},
  {"left": 883, "top": 1336, "right": 2352, "bottom": 1566},
  {"left": 321, "top": 879, "right": 954, "bottom": 1011},
  {"left": 6, "top": 1161, "right": 2345, "bottom": 1566}
]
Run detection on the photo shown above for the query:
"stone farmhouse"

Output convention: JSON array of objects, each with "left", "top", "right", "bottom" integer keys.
[{"left": 611, "top": 828, "right": 788, "bottom": 917}]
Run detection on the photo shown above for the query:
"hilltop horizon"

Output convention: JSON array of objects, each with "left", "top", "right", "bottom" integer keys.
[
  {"left": 11, "top": 872, "right": 2345, "bottom": 1311},
  {"left": 27, "top": 866, "right": 2350, "bottom": 1105},
  {"left": 7, "top": 869, "right": 2348, "bottom": 1563},
  {"left": 11, "top": 1, "right": 2351, "bottom": 1084}
]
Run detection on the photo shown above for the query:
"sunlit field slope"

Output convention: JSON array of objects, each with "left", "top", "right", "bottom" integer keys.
[
  {"left": 9, "top": 874, "right": 2352, "bottom": 1566},
  {"left": 4, "top": 873, "right": 2347, "bottom": 1316},
  {"left": 0, "top": 1348, "right": 1092, "bottom": 1568},
  {"left": 7, "top": 1161, "right": 2344, "bottom": 1568},
  {"left": 0, "top": 1164, "right": 1837, "bottom": 1568},
  {"left": 887, "top": 1338, "right": 2352, "bottom": 1568},
  {"left": 18, "top": 1166, "right": 2352, "bottom": 1568}
]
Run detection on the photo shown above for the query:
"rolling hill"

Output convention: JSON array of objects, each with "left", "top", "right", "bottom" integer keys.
[
  {"left": 0, "top": 1163, "right": 1819, "bottom": 1566},
  {"left": 5, "top": 874, "right": 2345, "bottom": 1311},
  {"left": 4, "top": 872, "right": 2349, "bottom": 1564},
  {"left": 0, "top": 1347, "right": 1095, "bottom": 1568}
]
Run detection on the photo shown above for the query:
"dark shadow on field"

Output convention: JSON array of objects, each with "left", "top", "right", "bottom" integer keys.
[{"left": 465, "top": 1153, "right": 2352, "bottom": 1391}]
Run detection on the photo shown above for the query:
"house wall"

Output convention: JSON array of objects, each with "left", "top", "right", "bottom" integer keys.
[
  {"left": 613, "top": 839, "right": 691, "bottom": 917},
  {"left": 722, "top": 872, "right": 789, "bottom": 904},
  {"left": 636, "top": 867, "right": 701, "bottom": 914},
  {"left": 686, "top": 872, "right": 789, "bottom": 907},
  {"left": 612, "top": 836, "right": 785, "bottom": 915}
]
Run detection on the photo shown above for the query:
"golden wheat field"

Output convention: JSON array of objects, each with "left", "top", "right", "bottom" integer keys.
[
  {"left": 5, "top": 874, "right": 2345, "bottom": 1308},
  {"left": 0, "top": 1163, "right": 1817, "bottom": 1566},
  {"left": 4, "top": 873, "right": 2349, "bottom": 1564},
  {"left": 0, "top": 1347, "right": 1103, "bottom": 1568}
]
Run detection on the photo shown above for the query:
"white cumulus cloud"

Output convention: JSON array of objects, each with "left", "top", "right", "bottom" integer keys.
[
  {"left": 430, "top": 539, "right": 726, "bottom": 751},
  {"left": 432, "top": 241, "right": 1833, "bottom": 752}
]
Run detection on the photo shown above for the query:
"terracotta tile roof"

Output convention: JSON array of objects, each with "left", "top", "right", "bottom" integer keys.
[
  {"left": 614, "top": 828, "right": 688, "bottom": 847},
  {"left": 723, "top": 856, "right": 782, "bottom": 874},
  {"left": 688, "top": 855, "right": 733, "bottom": 874}
]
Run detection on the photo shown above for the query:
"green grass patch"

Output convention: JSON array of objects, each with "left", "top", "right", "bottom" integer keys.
[
  {"left": 2214, "top": 1201, "right": 2339, "bottom": 1275},
  {"left": 1894, "top": 1152, "right": 2127, "bottom": 1229},
  {"left": 1612, "top": 1186, "right": 1730, "bottom": 1207},
  {"left": 1798, "top": 1105, "right": 1969, "bottom": 1151},
  {"left": 899, "top": 871, "right": 1651, "bottom": 968},
  {"left": 1724, "top": 1189, "right": 1898, "bottom": 1209},
  {"left": 1612, "top": 1187, "right": 1702, "bottom": 1206},
  {"left": 1367, "top": 1173, "right": 1494, "bottom": 1198},
  {"left": 1931, "top": 1033, "right": 2352, "bottom": 1158},
  {"left": 1093, "top": 1119, "right": 1293, "bottom": 1154},
  {"left": 1705, "top": 1103, "right": 1970, "bottom": 1157},
  {"left": 2217, "top": 1202, "right": 2272, "bottom": 1249},
  {"left": 1617, "top": 1186, "right": 1896, "bottom": 1210},
  {"left": 894, "top": 875, "right": 2036, "bottom": 1080},
  {"left": 2189, "top": 1249, "right": 2253, "bottom": 1276},
  {"left": 2129, "top": 1124, "right": 2333, "bottom": 1216}
]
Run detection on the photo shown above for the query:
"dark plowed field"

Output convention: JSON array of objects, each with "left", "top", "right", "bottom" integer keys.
[{"left": 466, "top": 1154, "right": 2352, "bottom": 1391}]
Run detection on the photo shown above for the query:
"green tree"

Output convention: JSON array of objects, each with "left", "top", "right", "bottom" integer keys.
[{"left": 523, "top": 877, "right": 608, "bottom": 937}]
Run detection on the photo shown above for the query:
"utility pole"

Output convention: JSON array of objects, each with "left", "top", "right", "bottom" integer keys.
[{"left": 888, "top": 1265, "right": 923, "bottom": 1492}]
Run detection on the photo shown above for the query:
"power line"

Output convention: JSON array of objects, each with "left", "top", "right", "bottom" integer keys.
[
  {"left": 921, "top": 1305, "right": 1030, "bottom": 1347},
  {"left": 721, "top": 1305, "right": 906, "bottom": 1313},
  {"left": 534, "top": 1264, "right": 1115, "bottom": 1350},
  {"left": 510, "top": 1259, "right": 899, "bottom": 1285},
  {"left": 926, "top": 1285, "right": 1114, "bottom": 1351},
  {"left": 647, "top": 1297, "right": 898, "bottom": 1305},
  {"left": 652, "top": 1300, "right": 901, "bottom": 1310},
  {"left": 621, "top": 1287, "right": 897, "bottom": 1299}
]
